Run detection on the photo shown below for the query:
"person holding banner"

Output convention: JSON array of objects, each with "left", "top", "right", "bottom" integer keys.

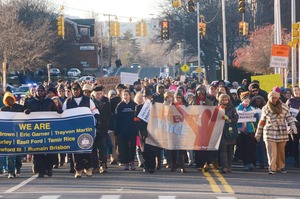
[
  {"left": 190, "top": 85, "right": 214, "bottom": 172},
  {"left": 1, "top": 92, "right": 25, "bottom": 178},
  {"left": 255, "top": 91, "right": 297, "bottom": 174},
  {"left": 63, "top": 83, "right": 100, "bottom": 178},
  {"left": 171, "top": 90, "right": 188, "bottom": 173},
  {"left": 236, "top": 91, "right": 260, "bottom": 171},
  {"left": 218, "top": 93, "right": 239, "bottom": 173},
  {"left": 25, "top": 85, "right": 59, "bottom": 178},
  {"left": 115, "top": 89, "right": 138, "bottom": 171},
  {"left": 285, "top": 86, "right": 300, "bottom": 167}
]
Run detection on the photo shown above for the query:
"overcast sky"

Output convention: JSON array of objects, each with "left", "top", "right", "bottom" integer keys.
[{"left": 49, "top": 0, "right": 162, "bottom": 21}]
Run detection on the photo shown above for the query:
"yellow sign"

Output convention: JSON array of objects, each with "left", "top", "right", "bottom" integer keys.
[
  {"left": 195, "top": 67, "right": 202, "bottom": 74},
  {"left": 181, "top": 64, "right": 190, "bottom": 72},
  {"left": 251, "top": 74, "right": 282, "bottom": 93}
]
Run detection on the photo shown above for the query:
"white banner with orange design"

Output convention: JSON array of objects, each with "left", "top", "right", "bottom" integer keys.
[{"left": 146, "top": 103, "right": 225, "bottom": 150}]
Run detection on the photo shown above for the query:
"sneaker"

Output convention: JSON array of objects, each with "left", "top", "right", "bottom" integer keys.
[
  {"left": 84, "top": 168, "right": 92, "bottom": 177},
  {"left": 180, "top": 168, "right": 187, "bottom": 173},
  {"left": 100, "top": 166, "right": 107, "bottom": 173},
  {"left": 15, "top": 169, "right": 21, "bottom": 177},
  {"left": 280, "top": 169, "right": 287, "bottom": 174},
  {"left": 75, "top": 170, "right": 82, "bottom": 178},
  {"left": 8, "top": 173, "right": 15, "bottom": 179},
  {"left": 123, "top": 164, "right": 129, "bottom": 170},
  {"left": 162, "top": 158, "right": 167, "bottom": 165},
  {"left": 243, "top": 164, "right": 250, "bottom": 171},
  {"left": 249, "top": 163, "right": 255, "bottom": 171},
  {"left": 46, "top": 169, "right": 53, "bottom": 177},
  {"left": 38, "top": 173, "right": 45, "bottom": 178},
  {"left": 268, "top": 170, "right": 276, "bottom": 175},
  {"left": 130, "top": 162, "right": 136, "bottom": 170}
]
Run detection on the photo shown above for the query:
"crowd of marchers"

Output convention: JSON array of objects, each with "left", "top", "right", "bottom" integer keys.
[{"left": 0, "top": 76, "right": 299, "bottom": 178}]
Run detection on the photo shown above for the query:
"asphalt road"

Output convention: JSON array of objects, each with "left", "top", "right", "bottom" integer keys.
[{"left": 0, "top": 159, "right": 300, "bottom": 199}]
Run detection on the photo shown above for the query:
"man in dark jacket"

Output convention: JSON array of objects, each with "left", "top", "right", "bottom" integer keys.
[
  {"left": 62, "top": 83, "right": 100, "bottom": 178},
  {"left": 91, "top": 85, "right": 111, "bottom": 173},
  {"left": 248, "top": 82, "right": 268, "bottom": 102},
  {"left": 25, "top": 85, "right": 59, "bottom": 178}
]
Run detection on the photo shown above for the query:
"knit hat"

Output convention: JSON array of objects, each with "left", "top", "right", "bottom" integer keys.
[
  {"left": 184, "top": 92, "right": 195, "bottom": 101},
  {"left": 248, "top": 83, "right": 259, "bottom": 91},
  {"left": 230, "top": 89, "right": 237, "bottom": 94},
  {"left": 218, "top": 93, "right": 230, "bottom": 101},
  {"left": 272, "top": 86, "right": 281, "bottom": 93},
  {"left": 107, "top": 90, "right": 117, "bottom": 99},
  {"left": 240, "top": 91, "right": 250, "bottom": 101},
  {"left": 93, "top": 85, "right": 104, "bottom": 92},
  {"left": 71, "top": 83, "right": 81, "bottom": 90},
  {"left": 268, "top": 91, "right": 280, "bottom": 100},
  {"left": 143, "top": 89, "right": 152, "bottom": 97},
  {"left": 82, "top": 84, "right": 92, "bottom": 91}
]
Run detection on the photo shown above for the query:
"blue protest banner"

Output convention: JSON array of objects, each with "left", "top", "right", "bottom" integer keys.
[{"left": 0, "top": 107, "right": 95, "bottom": 155}]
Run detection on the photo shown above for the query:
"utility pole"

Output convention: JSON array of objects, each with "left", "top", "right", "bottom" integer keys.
[
  {"left": 197, "top": 1, "right": 201, "bottom": 80},
  {"left": 104, "top": 14, "right": 113, "bottom": 67},
  {"left": 222, "top": 0, "right": 228, "bottom": 81},
  {"left": 291, "top": 0, "right": 296, "bottom": 87}
]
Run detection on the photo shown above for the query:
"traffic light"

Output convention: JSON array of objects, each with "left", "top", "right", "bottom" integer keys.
[
  {"left": 238, "top": 0, "right": 246, "bottom": 13},
  {"left": 172, "top": 0, "right": 182, "bottom": 8},
  {"left": 187, "top": 0, "right": 195, "bottom": 12},
  {"left": 161, "top": 19, "right": 169, "bottom": 40},
  {"left": 57, "top": 15, "right": 64, "bottom": 38},
  {"left": 141, "top": 20, "right": 147, "bottom": 36},
  {"left": 136, "top": 23, "right": 141, "bottom": 36},
  {"left": 292, "top": 23, "right": 300, "bottom": 45},
  {"left": 110, "top": 21, "right": 120, "bottom": 37},
  {"left": 239, "top": 22, "right": 244, "bottom": 36},
  {"left": 243, "top": 22, "right": 249, "bottom": 36},
  {"left": 199, "top": 22, "right": 206, "bottom": 37}
]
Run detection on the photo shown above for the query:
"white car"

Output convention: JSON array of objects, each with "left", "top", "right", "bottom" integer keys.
[
  {"left": 67, "top": 68, "right": 81, "bottom": 77},
  {"left": 78, "top": 76, "right": 96, "bottom": 83},
  {"left": 50, "top": 68, "right": 61, "bottom": 76}
]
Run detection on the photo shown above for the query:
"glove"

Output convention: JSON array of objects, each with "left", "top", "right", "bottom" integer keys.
[
  {"left": 152, "top": 100, "right": 155, "bottom": 105},
  {"left": 292, "top": 127, "right": 298, "bottom": 135},
  {"left": 223, "top": 115, "right": 229, "bottom": 121},
  {"left": 57, "top": 109, "right": 63, "bottom": 114},
  {"left": 24, "top": 109, "right": 31, "bottom": 115},
  {"left": 255, "top": 135, "right": 261, "bottom": 142}
]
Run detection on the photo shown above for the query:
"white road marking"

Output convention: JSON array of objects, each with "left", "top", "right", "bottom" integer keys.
[
  {"left": 4, "top": 174, "right": 38, "bottom": 193},
  {"left": 39, "top": 196, "right": 61, "bottom": 199},
  {"left": 217, "top": 197, "right": 237, "bottom": 199},
  {"left": 100, "top": 195, "right": 121, "bottom": 199},
  {"left": 158, "top": 196, "right": 176, "bottom": 199}
]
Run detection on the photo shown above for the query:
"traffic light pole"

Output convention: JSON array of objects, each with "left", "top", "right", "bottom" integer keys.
[
  {"left": 222, "top": 0, "right": 228, "bottom": 81},
  {"left": 291, "top": 0, "right": 296, "bottom": 87},
  {"left": 197, "top": 1, "right": 201, "bottom": 82}
]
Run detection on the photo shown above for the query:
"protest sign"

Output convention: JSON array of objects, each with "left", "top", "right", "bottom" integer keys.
[
  {"left": 120, "top": 72, "right": 139, "bottom": 85},
  {"left": 237, "top": 110, "right": 258, "bottom": 123},
  {"left": 97, "top": 76, "right": 121, "bottom": 94},
  {"left": 137, "top": 99, "right": 151, "bottom": 122}
]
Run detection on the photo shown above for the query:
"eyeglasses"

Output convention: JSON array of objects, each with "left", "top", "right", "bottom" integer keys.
[{"left": 251, "top": 89, "right": 258, "bottom": 92}]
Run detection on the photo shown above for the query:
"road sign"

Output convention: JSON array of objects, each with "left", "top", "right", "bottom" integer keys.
[
  {"left": 195, "top": 67, "right": 202, "bottom": 74},
  {"left": 270, "top": 44, "right": 290, "bottom": 68},
  {"left": 181, "top": 64, "right": 190, "bottom": 72}
]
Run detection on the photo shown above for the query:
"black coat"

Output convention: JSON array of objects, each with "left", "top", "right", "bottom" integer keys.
[
  {"left": 27, "top": 97, "right": 57, "bottom": 112},
  {"left": 92, "top": 96, "right": 111, "bottom": 136},
  {"left": 1, "top": 103, "right": 25, "bottom": 112}
]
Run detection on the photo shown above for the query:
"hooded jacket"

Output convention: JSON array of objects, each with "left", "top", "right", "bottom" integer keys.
[
  {"left": 1, "top": 92, "right": 25, "bottom": 112},
  {"left": 190, "top": 85, "right": 212, "bottom": 106}
]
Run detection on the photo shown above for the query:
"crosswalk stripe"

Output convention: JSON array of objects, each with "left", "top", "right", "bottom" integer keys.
[
  {"left": 39, "top": 196, "right": 61, "bottom": 199},
  {"left": 100, "top": 195, "right": 121, "bottom": 199},
  {"left": 5, "top": 174, "right": 37, "bottom": 193},
  {"left": 158, "top": 196, "right": 176, "bottom": 199}
]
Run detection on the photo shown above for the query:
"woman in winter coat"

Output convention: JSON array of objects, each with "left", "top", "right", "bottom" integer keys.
[
  {"left": 255, "top": 91, "right": 297, "bottom": 174},
  {"left": 218, "top": 94, "right": 239, "bottom": 173},
  {"left": 115, "top": 89, "right": 138, "bottom": 170}
]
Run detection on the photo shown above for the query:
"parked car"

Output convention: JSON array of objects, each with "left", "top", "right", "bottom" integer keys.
[
  {"left": 50, "top": 68, "right": 61, "bottom": 76},
  {"left": 78, "top": 76, "right": 96, "bottom": 83},
  {"left": 210, "top": 80, "right": 231, "bottom": 87},
  {"left": 67, "top": 68, "right": 81, "bottom": 77},
  {"left": 14, "top": 85, "right": 30, "bottom": 102},
  {"left": 131, "top": 63, "right": 141, "bottom": 68}
]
